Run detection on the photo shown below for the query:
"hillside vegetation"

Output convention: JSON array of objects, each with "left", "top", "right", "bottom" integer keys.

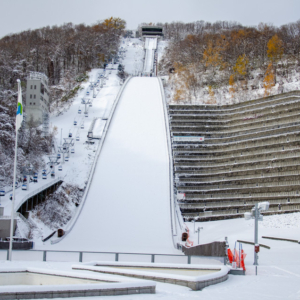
[
  {"left": 0, "top": 17, "right": 125, "bottom": 185},
  {"left": 158, "top": 20, "right": 300, "bottom": 104}
]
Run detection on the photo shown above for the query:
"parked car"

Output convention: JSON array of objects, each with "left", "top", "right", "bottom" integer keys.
[
  {"left": 42, "top": 173, "right": 47, "bottom": 179},
  {"left": 65, "top": 156, "right": 69, "bottom": 162},
  {"left": 22, "top": 184, "right": 28, "bottom": 190},
  {"left": 71, "top": 148, "right": 75, "bottom": 154},
  {"left": 57, "top": 153, "right": 61, "bottom": 159},
  {"left": 51, "top": 171, "right": 55, "bottom": 177},
  {"left": 0, "top": 190, "right": 5, "bottom": 196},
  {"left": 76, "top": 136, "right": 80, "bottom": 141},
  {"left": 58, "top": 165, "right": 62, "bottom": 171}
]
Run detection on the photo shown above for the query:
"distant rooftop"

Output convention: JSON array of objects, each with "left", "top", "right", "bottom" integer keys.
[{"left": 27, "top": 71, "right": 48, "bottom": 83}]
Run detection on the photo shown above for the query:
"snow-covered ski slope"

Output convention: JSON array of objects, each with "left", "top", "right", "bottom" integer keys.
[
  {"left": 143, "top": 38, "right": 157, "bottom": 75},
  {"left": 51, "top": 77, "right": 176, "bottom": 253}
]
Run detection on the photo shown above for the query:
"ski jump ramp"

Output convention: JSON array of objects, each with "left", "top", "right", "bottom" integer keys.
[
  {"left": 51, "top": 77, "right": 179, "bottom": 253},
  {"left": 143, "top": 38, "right": 157, "bottom": 75}
]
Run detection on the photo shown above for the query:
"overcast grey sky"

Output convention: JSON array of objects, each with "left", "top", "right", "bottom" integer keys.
[{"left": 0, "top": 0, "right": 299, "bottom": 38}]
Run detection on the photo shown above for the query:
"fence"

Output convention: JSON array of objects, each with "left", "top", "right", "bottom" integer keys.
[{"left": 0, "top": 249, "right": 226, "bottom": 266}]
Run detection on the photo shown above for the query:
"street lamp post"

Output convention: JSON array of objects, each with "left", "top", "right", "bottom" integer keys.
[{"left": 244, "top": 201, "right": 269, "bottom": 275}]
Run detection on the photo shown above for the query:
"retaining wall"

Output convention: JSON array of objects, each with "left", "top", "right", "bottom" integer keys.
[{"left": 168, "top": 91, "right": 300, "bottom": 221}]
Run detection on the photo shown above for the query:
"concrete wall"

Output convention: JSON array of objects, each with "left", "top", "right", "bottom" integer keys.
[
  {"left": 0, "top": 219, "right": 17, "bottom": 239},
  {"left": 169, "top": 91, "right": 300, "bottom": 221}
]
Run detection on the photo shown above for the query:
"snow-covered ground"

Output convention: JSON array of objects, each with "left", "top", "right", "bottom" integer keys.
[
  {"left": 39, "top": 77, "right": 176, "bottom": 254},
  {"left": 1, "top": 38, "right": 300, "bottom": 299},
  {"left": 120, "top": 38, "right": 144, "bottom": 76},
  {"left": 2, "top": 213, "right": 300, "bottom": 299}
]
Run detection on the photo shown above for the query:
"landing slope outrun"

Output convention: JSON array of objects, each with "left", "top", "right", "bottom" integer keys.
[{"left": 54, "top": 77, "right": 175, "bottom": 253}]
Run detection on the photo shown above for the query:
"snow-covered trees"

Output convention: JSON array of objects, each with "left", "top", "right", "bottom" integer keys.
[
  {"left": 160, "top": 19, "right": 300, "bottom": 104},
  {"left": 0, "top": 18, "right": 126, "bottom": 185}
]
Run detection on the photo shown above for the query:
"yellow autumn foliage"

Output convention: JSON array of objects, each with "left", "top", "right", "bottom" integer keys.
[
  {"left": 267, "top": 35, "right": 284, "bottom": 62},
  {"left": 263, "top": 62, "right": 275, "bottom": 96}
]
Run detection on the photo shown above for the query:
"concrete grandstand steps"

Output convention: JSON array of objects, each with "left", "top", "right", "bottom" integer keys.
[
  {"left": 169, "top": 96, "right": 300, "bottom": 117},
  {"left": 168, "top": 91, "right": 300, "bottom": 221},
  {"left": 179, "top": 196, "right": 300, "bottom": 205},
  {"left": 181, "top": 205, "right": 300, "bottom": 222},
  {"left": 176, "top": 173, "right": 300, "bottom": 189},
  {"left": 173, "top": 140, "right": 300, "bottom": 158},
  {"left": 177, "top": 169, "right": 300, "bottom": 184},
  {"left": 179, "top": 200, "right": 300, "bottom": 212},
  {"left": 169, "top": 101, "right": 300, "bottom": 123},
  {"left": 176, "top": 165, "right": 300, "bottom": 182},
  {"left": 172, "top": 125, "right": 300, "bottom": 145},
  {"left": 171, "top": 118, "right": 300, "bottom": 135},
  {"left": 176, "top": 174, "right": 300, "bottom": 190},
  {"left": 184, "top": 190, "right": 300, "bottom": 201},
  {"left": 176, "top": 182, "right": 300, "bottom": 195},
  {"left": 170, "top": 111, "right": 300, "bottom": 129},
  {"left": 175, "top": 156, "right": 300, "bottom": 173},
  {"left": 172, "top": 131, "right": 300, "bottom": 149},
  {"left": 174, "top": 149, "right": 300, "bottom": 165},
  {"left": 169, "top": 90, "right": 300, "bottom": 112},
  {"left": 170, "top": 104, "right": 300, "bottom": 128},
  {"left": 171, "top": 121, "right": 300, "bottom": 138},
  {"left": 174, "top": 148, "right": 300, "bottom": 163}
]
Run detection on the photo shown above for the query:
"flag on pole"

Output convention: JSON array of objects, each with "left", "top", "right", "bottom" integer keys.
[{"left": 16, "top": 79, "right": 23, "bottom": 131}]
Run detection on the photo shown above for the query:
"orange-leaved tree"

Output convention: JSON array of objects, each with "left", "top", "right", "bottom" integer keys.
[
  {"left": 203, "top": 41, "right": 225, "bottom": 73},
  {"left": 229, "top": 74, "right": 235, "bottom": 98},
  {"left": 267, "top": 34, "right": 284, "bottom": 63},
  {"left": 263, "top": 62, "right": 275, "bottom": 96},
  {"left": 233, "top": 54, "right": 249, "bottom": 77}
]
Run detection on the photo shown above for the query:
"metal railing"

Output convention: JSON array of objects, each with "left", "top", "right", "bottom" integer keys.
[{"left": 0, "top": 249, "right": 226, "bottom": 265}]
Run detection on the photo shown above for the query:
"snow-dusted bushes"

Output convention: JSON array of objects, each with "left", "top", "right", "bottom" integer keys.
[{"left": 28, "top": 183, "right": 83, "bottom": 238}]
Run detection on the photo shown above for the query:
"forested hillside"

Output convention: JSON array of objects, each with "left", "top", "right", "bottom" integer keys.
[
  {"left": 159, "top": 20, "right": 300, "bottom": 104},
  {"left": 0, "top": 17, "right": 125, "bottom": 185}
]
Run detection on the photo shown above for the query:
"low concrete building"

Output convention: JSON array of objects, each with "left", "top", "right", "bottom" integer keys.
[{"left": 26, "top": 72, "right": 50, "bottom": 126}]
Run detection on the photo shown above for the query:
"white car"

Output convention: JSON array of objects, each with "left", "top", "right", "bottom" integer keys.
[
  {"left": 58, "top": 165, "right": 62, "bottom": 171},
  {"left": 65, "top": 157, "right": 69, "bottom": 162},
  {"left": 22, "top": 184, "right": 28, "bottom": 190}
]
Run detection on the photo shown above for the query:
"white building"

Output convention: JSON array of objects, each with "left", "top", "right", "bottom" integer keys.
[{"left": 26, "top": 72, "right": 50, "bottom": 125}]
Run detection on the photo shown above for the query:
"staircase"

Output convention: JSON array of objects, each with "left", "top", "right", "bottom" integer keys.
[{"left": 169, "top": 91, "right": 300, "bottom": 221}]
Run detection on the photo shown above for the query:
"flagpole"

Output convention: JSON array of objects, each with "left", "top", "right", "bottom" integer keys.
[{"left": 8, "top": 79, "right": 21, "bottom": 261}]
